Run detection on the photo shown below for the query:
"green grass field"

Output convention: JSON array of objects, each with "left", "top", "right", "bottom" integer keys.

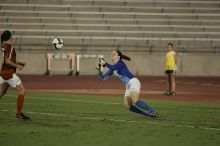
[{"left": 0, "top": 91, "right": 220, "bottom": 146}]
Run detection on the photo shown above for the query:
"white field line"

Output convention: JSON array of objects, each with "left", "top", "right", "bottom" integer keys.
[
  {"left": 156, "top": 105, "right": 220, "bottom": 112},
  {"left": 4, "top": 95, "right": 220, "bottom": 112},
  {"left": 30, "top": 89, "right": 219, "bottom": 95},
  {"left": 1, "top": 109, "right": 220, "bottom": 131},
  {"left": 4, "top": 95, "right": 121, "bottom": 105}
]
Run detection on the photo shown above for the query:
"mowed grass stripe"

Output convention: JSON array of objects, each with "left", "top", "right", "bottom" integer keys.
[
  {"left": 4, "top": 94, "right": 220, "bottom": 112},
  {"left": 1, "top": 109, "right": 220, "bottom": 131}
]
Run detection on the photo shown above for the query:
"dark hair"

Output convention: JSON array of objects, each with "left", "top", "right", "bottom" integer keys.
[
  {"left": 1, "top": 30, "right": 12, "bottom": 44},
  {"left": 115, "top": 50, "right": 131, "bottom": 61},
  {"left": 167, "top": 43, "right": 174, "bottom": 47}
]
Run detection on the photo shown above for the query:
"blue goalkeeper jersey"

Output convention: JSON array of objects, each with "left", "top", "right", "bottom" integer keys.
[{"left": 98, "top": 60, "right": 134, "bottom": 85}]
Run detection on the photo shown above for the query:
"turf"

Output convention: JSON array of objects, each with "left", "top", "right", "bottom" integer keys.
[{"left": 0, "top": 91, "right": 220, "bottom": 146}]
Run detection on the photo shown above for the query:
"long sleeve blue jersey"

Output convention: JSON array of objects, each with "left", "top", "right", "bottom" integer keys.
[{"left": 98, "top": 60, "right": 134, "bottom": 85}]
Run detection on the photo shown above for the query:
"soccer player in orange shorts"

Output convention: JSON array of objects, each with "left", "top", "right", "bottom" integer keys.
[{"left": 0, "top": 30, "right": 30, "bottom": 120}]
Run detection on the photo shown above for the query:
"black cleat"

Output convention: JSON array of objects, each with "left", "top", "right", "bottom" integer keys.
[
  {"left": 170, "top": 92, "right": 176, "bottom": 96},
  {"left": 148, "top": 112, "right": 158, "bottom": 118},
  {"left": 16, "top": 113, "right": 31, "bottom": 120},
  {"left": 164, "top": 90, "right": 170, "bottom": 95}
]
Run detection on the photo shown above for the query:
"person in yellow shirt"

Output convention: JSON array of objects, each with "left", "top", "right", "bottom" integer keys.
[{"left": 165, "top": 43, "right": 177, "bottom": 96}]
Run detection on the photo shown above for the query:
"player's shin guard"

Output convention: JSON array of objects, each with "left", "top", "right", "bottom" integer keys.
[
  {"left": 135, "top": 100, "right": 154, "bottom": 113},
  {"left": 129, "top": 105, "right": 148, "bottom": 116},
  {"left": 16, "top": 94, "right": 24, "bottom": 115}
]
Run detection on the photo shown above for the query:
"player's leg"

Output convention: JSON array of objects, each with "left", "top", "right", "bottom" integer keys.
[
  {"left": 164, "top": 70, "right": 171, "bottom": 95},
  {"left": 168, "top": 74, "right": 171, "bottom": 94},
  {"left": 130, "top": 78, "right": 157, "bottom": 117},
  {"left": 130, "top": 92, "right": 155, "bottom": 114},
  {"left": 16, "top": 82, "right": 25, "bottom": 115},
  {"left": 124, "top": 96, "right": 132, "bottom": 108},
  {"left": 165, "top": 77, "right": 169, "bottom": 93},
  {"left": 0, "top": 76, "right": 9, "bottom": 98},
  {"left": 16, "top": 82, "right": 30, "bottom": 120},
  {"left": 171, "top": 75, "right": 176, "bottom": 95},
  {"left": 173, "top": 76, "right": 176, "bottom": 92},
  {"left": 0, "top": 83, "right": 9, "bottom": 98},
  {"left": 0, "top": 71, "right": 14, "bottom": 98},
  {"left": 7, "top": 74, "right": 30, "bottom": 120},
  {"left": 124, "top": 95, "right": 148, "bottom": 116}
]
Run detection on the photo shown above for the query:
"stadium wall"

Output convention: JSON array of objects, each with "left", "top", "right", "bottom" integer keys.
[{"left": 17, "top": 52, "right": 220, "bottom": 76}]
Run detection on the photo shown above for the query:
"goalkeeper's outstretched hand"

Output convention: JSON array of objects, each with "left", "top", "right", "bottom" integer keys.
[
  {"left": 96, "top": 57, "right": 106, "bottom": 72},
  {"left": 96, "top": 60, "right": 101, "bottom": 71},
  {"left": 99, "top": 57, "right": 106, "bottom": 66}
]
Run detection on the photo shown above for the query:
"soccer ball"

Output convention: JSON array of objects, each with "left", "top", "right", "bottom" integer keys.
[{"left": 52, "top": 37, "right": 64, "bottom": 50}]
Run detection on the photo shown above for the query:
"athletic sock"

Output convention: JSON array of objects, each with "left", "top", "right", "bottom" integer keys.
[
  {"left": 129, "top": 105, "right": 148, "bottom": 116},
  {"left": 135, "top": 100, "right": 154, "bottom": 113},
  {"left": 16, "top": 94, "right": 24, "bottom": 116}
]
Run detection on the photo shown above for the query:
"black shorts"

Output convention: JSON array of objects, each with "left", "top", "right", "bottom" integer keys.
[{"left": 165, "top": 70, "right": 176, "bottom": 76}]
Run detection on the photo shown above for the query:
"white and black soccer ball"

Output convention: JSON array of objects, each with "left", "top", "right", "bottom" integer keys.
[{"left": 52, "top": 37, "right": 64, "bottom": 50}]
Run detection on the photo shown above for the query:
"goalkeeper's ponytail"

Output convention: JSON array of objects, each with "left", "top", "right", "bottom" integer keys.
[
  {"left": 121, "top": 54, "right": 131, "bottom": 61},
  {"left": 115, "top": 50, "right": 131, "bottom": 61}
]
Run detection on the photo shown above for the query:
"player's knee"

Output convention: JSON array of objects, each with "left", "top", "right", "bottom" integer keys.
[
  {"left": 124, "top": 102, "right": 132, "bottom": 109},
  {"left": 124, "top": 103, "right": 129, "bottom": 109}
]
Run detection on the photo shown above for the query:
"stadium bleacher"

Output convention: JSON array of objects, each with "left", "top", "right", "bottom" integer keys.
[{"left": 0, "top": 0, "right": 220, "bottom": 53}]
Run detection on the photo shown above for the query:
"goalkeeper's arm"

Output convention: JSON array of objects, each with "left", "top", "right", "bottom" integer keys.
[{"left": 98, "top": 69, "right": 113, "bottom": 81}]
